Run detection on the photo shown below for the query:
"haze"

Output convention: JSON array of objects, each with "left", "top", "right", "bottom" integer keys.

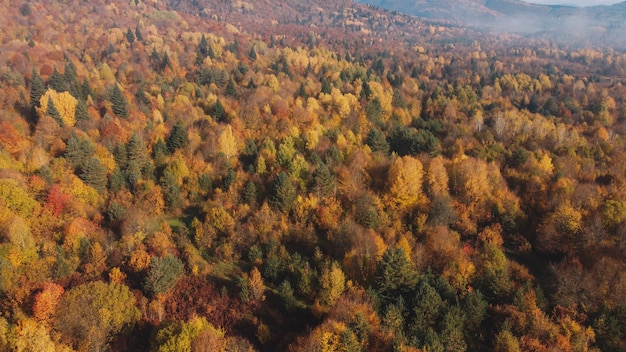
[{"left": 524, "top": 0, "right": 621, "bottom": 6}]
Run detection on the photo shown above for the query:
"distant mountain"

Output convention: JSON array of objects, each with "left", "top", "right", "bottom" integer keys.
[{"left": 359, "top": 0, "right": 626, "bottom": 46}]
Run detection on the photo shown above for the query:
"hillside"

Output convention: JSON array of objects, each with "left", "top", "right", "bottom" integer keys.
[
  {"left": 1, "top": 0, "right": 626, "bottom": 351},
  {"left": 360, "top": 0, "right": 626, "bottom": 47}
]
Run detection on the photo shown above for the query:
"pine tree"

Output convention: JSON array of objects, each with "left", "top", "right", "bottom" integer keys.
[
  {"left": 46, "top": 98, "right": 63, "bottom": 126},
  {"left": 411, "top": 279, "right": 443, "bottom": 335},
  {"left": 127, "top": 133, "right": 148, "bottom": 168},
  {"left": 225, "top": 77, "right": 237, "bottom": 98},
  {"left": 110, "top": 84, "right": 129, "bottom": 118},
  {"left": 321, "top": 77, "right": 332, "bottom": 94},
  {"left": 270, "top": 172, "right": 297, "bottom": 213},
  {"left": 374, "top": 247, "right": 418, "bottom": 303},
  {"left": 153, "top": 138, "right": 169, "bottom": 165},
  {"left": 198, "top": 34, "right": 210, "bottom": 58},
  {"left": 125, "top": 28, "right": 135, "bottom": 44},
  {"left": 125, "top": 161, "right": 142, "bottom": 191},
  {"left": 313, "top": 162, "right": 335, "bottom": 197},
  {"left": 166, "top": 122, "right": 188, "bottom": 153},
  {"left": 366, "top": 128, "right": 389, "bottom": 154},
  {"left": 242, "top": 181, "right": 258, "bottom": 206},
  {"left": 297, "top": 82, "right": 307, "bottom": 99},
  {"left": 162, "top": 52, "right": 172, "bottom": 71},
  {"left": 63, "top": 61, "right": 78, "bottom": 85},
  {"left": 161, "top": 170, "right": 183, "bottom": 210},
  {"left": 108, "top": 168, "right": 125, "bottom": 193},
  {"left": 249, "top": 46, "right": 257, "bottom": 60},
  {"left": 360, "top": 80, "right": 372, "bottom": 100},
  {"left": 150, "top": 48, "right": 161, "bottom": 70},
  {"left": 80, "top": 157, "right": 108, "bottom": 192},
  {"left": 48, "top": 68, "right": 67, "bottom": 92},
  {"left": 75, "top": 99, "right": 89, "bottom": 121},
  {"left": 65, "top": 134, "right": 94, "bottom": 170},
  {"left": 134, "top": 26, "right": 143, "bottom": 42},
  {"left": 81, "top": 78, "right": 93, "bottom": 101},
  {"left": 135, "top": 85, "right": 148, "bottom": 106},
  {"left": 30, "top": 69, "right": 46, "bottom": 108},
  {"left": 223, "top": 169, "right": 236, "bottom": 191},
  {"left": 212, "top": 99, "right": 228, "bottom": 123},
  {"left": 144, "top": 256, "right": 184, "bottom": 295}
]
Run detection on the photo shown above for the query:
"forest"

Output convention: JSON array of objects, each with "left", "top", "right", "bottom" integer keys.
[{"left": 1, "top": 0, "right": 626, "bottom": 351}]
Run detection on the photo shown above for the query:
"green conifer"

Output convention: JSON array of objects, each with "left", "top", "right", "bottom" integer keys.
[
  {"left": 270, "top": 172, "right": 297, "bottom": 213},
  {"left": 125, "top": 28, "right": 135, "bottom": 44},
  {"left": 75, "top": 99, "right": 89, "bottom": 121},
  {"left": 30, "top": 69, "right": 46, "bottom": 108},
  {"left": 212, "top": 99, "right": 228, "bottom": 123},
  {"left": 46, "top": 98, "right": 63, "bottom": 126},
  {"left": 48, "top": 67, "right": 67, "bottom": 92},
  {"left": 153, "top": 138, "right": 169, "bottom": 165},
  {"left": 134, "top": 26, "right": 143, "bottom": 42},
  {"left": 80, "top": 157, "right": 108, "bottom": 192},
  {"left": 225, "top": 77, "right": 237, "bottom": 98},
  {"left": 166, "top": 122, "right": 188, "bottom": 153},
  {"left": 110, "top": 84, "right": 129, "bottom": 118}
]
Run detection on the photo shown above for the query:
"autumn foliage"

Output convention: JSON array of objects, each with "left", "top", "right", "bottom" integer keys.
[{"left": 0, "top": 0, "right": 626, "bottom": 351}]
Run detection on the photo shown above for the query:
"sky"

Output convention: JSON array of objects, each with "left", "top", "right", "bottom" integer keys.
[{"left": 523, "top": 0, "right": 622, "bottom": 6}]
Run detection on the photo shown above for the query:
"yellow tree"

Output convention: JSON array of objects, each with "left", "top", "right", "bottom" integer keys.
[
  {"left": 36, "top": 89, "right": 78, "bottom": 127},
  {"left": 386, "top": 155, "right": 425, "bottom": 210},
  {"left": 319, "top": 261, "right": 346, "bottom": 306},
  {"left": 427, "top": 156, "right": 449, "bottom": 198},
  {"left": 218, "top": 125, "right": 238, "bottom": 159}
]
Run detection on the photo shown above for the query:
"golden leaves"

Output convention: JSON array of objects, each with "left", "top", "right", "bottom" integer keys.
[
  {"left": 386, "top": 155, "right": 425, "bottom": 210},
  {"left": 36, "top": 89, "right": 78, "bottom": 127}
]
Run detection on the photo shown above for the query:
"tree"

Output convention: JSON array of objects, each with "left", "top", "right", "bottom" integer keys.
[
  {"left": 153, "top": 138, "right": 169, "bottom": 164},
  {"left": 319, "top": 261, "right": 346, "bottom": 306},
  {"left": 144, "top": 255, "right": 185, "bottom": 296},
  {"left": 155, "top": 317, "right": 226, "bottom": 352},
  {"left": 245, "top": 267, "right": 265, "bottom": 304},
  {"left": 410, "top": 279, "right": 443, "bottom": 337},
  {"left": 270, "top": 172, "right": 297, "bottom": 213},
  {"left": 38, "top": 89, "right": 78, "bottom": 127},
  {"left": 278, "top": 280, "right": 297, "bottom": 310},
  {"left": 13, "top": 318, "right": 56, "bottom": 352},
  {"left": 33, "top": 283, "right": 64, "bottom": 323},
  {"left": 48, "top": 67, "right": 67, "bottom": 92},
  {"left": 321, "top": 77, "right": 332, "bottom": 94},
  {"left": 30, "top": 69, "right": 46, "bottom": 108},
  {"left": 386, "top": 155, "right": 425, "bottom": 210},
  {"left": 54, "top": 281, "right": 139, "bottom": 351},
  {"left": 65, "top": 134, "right": 95, "bottom": 171},
  {"left": 241, "top": 180, "right": 258, "bottom": 206},
  {"left": 439, "top": 305, "right": 467, "bottom": 352},
  {"left": 126, "top": 28, "right": 135, "bottom": 44},
  {"left": 161, "top": 170, "right": 183, "bottom": 210},
  {"left": 167, "top": 121, "right": 188, "bottom": 153},
  {"left": 198, "top": 34, "right": 210, "bottom": 58},
  {"left": 80, "top": 157, "right": 108, "bottom": 192},
  {"left": 134, "top": 25, "right": 143, "bottom": 41},
  {"left": 313, "top": 162, "right": 336, "bottom": 197},
  {"left": 212, "top": 99, "right": 228, "bottom": 123},
  {"left": 374, "top": 248, "right": 418, "bottom": 303},
  {"left": 74, "top": 99, "right": 89, "bottom": 121},
  {"left": 110, "top": 84, "right": 129, "bottom": 118},
  {"left": 46, "top": 98, "right": 63, "bottom": 126},
  {"left": 81, "top": 78, "right": 93, "bottom": 101},
  {"left": 366, "top": 128, "right": 389, "bottom": 154},
  {"left": 225, "top": 77, "right": 237, "bottom": 97},
  {"left": 127, "top": 133, "right": 149, "bottom": 172},
  {"left": 218, "top": 125, "right": 238, "bottom": 159}
]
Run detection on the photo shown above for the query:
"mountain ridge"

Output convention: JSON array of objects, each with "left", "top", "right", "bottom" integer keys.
[{"left": 359, "top": 0, "right": 626, "bottom": 46}]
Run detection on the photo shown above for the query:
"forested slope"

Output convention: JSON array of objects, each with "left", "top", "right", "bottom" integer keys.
[{"left": 1, "top": 0, "right": 626, "bottom": 351}]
